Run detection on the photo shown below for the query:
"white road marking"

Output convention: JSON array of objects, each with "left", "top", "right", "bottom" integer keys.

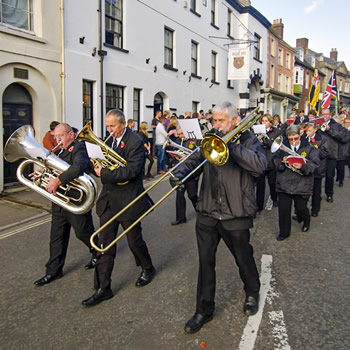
[
  {"left": 0, "top": 217, "right": 51, "bottom": 240},
  {"left": 268, "top": 310, "right": 291, "bottom": 350},
  {"left": 238, "top": 254, "right": 273, "bottom": 350}
]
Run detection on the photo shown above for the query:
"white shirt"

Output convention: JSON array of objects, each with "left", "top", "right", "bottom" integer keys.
[
  {"left": 155, "top": 123, "right": 168, "bottom": 146},
  {"left": 112, "top": 128, "right": 127, "bottom": 149}
]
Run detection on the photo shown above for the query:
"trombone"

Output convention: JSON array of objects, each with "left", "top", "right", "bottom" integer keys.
[{"left": 90, "top": 107, "right": 260, "bottom": 254}]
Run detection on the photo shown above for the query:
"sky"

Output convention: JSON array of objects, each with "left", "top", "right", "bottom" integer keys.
[{"left": 251, "top": 0, "right": 350, "bottom": 70}]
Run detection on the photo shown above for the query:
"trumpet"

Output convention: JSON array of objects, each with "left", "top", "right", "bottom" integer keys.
[
  {"left": 256, "top": 133, "right": 270, "bottom": 143},
  {"left": 89, "top": 107, "right": 261, "bottom": 254},
  {"left": 320, "top": 123, "right": 328, "bottom": 132},
  {"left": 4, "top": 125, "right": 97, "bottom": 214}
]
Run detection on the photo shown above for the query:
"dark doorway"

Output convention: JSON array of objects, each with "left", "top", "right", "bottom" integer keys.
[
  {"left": 3, "top": 83, "right": 33, "bottom": 184},
  {"left": 153, "top": 93, "right": 163, "bottom": 116}
]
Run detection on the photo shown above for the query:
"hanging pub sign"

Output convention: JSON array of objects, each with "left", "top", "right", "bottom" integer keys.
[{"left": 228, "top": 47, "right": 250, "bottom": 80}]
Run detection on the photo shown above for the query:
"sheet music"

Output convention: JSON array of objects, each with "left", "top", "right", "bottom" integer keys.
[
  {"left": 85, "top": 142, "right": 106, "bottom": 160},
  {"left": 252, "top": 125, "right": 266, "bottom": 134},
  {"left": 177, "top": 119, "right": 203, "bottom": 140}
]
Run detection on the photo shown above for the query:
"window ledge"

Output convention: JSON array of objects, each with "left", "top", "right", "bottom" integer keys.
[
  {"left": 104, "top": 43, "right": 129, "bottom": 53},
  {"left": 164, "top": 64, "right": 178, "bottom": 72},
  {"left": 191, "top": 73, "right": 202, "bottom": 80},
  {"left": 190, "top": 9, "right": 201, "bottom": 17},
  {"left": 227, "top": 34, "right": 234, "bottom": 40},
  {"left": 211, "top": 23, "right": 219, "bottom": 30},
  {"left": 253, "top": 57, "right": 263, "bottom": 64},
  {"left": 0, "top": 25, "right": 47, "bottom": 44},
  {"left": 211, "top": 80, "right": 220, "bottom": 85}
]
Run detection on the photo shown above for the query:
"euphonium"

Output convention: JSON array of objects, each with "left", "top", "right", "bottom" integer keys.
[
  {"left": 4, "top": 125, "right": 97, "bottom": 214},
  {"left": 75, "top": 121, "right": 127, "bottom": 170}
]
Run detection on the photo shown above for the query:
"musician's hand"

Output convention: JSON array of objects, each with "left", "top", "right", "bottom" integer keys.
[
  {"left": 28, "top": 170, "right": 42, "bottom": 179},
  {"left": 169, "top": 175, "right": 183, "bottom": 190},
  {"left": 47, "top": 177, "right": 61, "bottom": 194},
  {"left": 293, "top": 163, "right": 303, "bottom": 170},
  {"left": 94, "top": 163, "right": 102, "bottom": 177},
  {"left": 326, "top": 125, "right": 330, "bottom": 131},
  {"left": 282, "top": 156, "right": 288, "bottom": 163}
]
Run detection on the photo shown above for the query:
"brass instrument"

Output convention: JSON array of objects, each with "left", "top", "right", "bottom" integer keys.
[
  {"left": 89, "top": 107, "right": 261, "bottom": 254},
  {"left": 4, "top": 125, "right": 97, "bottom": 215},
  {"left": 75, "top": 122, "right": 127, "bottom": 170},
  {"left": 256, "top": 133, "right": 270, "bottom": 143},
  {"left": 320, "top": 123, "right": 327, "bottom": 132},
  {"left": 163, "top": 136, "right": 192, "bottom": 160},
  {"left": 271, "top": 136, "right": 304, "bottom": 175}
]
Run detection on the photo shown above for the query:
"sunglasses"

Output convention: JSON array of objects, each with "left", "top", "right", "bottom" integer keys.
[{"left": 288, "top": 136, "right": 300, "bottom": 142}]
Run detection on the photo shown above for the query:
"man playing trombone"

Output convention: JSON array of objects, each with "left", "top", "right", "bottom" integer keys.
[
  {"left": 82, "top": 109, "right": 156, "bottom": 306},
  {"left": 34, "top": 123, "right": 96, "bottom": 286},
  {"left": 170, "top": 102, "right": 267, "bottom": 333}
]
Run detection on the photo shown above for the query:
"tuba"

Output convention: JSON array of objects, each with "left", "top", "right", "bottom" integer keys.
[
  {"left": 75, "top": 122, "right": 127, "bottom": 170},
  {"left": 4, "top": 125, "right": 97, "bottom": 215}
]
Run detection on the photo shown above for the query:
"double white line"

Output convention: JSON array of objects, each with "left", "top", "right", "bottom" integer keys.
[{"left": 0, "top": 217, "right": 51, "bottom": 241}]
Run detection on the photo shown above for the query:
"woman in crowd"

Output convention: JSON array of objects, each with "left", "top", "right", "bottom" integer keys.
[{"left": 138, "top": 121, "right": 154, "bottom": 178}]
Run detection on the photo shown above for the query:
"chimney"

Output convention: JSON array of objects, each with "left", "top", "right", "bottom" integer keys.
[
  {"left": 296, "top": 38, "right": 309, "bottom": 51},
  {"left": 272, "top": 19, "right": 284, "bottom": 39},
  {"left": 330, "top": 48, "right": 338, "bottom": 61}
]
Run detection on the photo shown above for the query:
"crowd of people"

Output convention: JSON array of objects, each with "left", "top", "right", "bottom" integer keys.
[{"left": 30, "top": 102, "right": 350, "bottom": 334}]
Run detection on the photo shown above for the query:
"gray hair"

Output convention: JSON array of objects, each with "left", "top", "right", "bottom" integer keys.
[
  {"left": 106, "top": 109, "right": 126, "bottom": 123},
  {"left": 56, "top": 123, "right": 73, "bottom": 133},
  {"left": 212, "top": 102, "right": 237, "bottom": 119},
  {"left": 285, "top": 125, "right": 300, "bottom": 136}
]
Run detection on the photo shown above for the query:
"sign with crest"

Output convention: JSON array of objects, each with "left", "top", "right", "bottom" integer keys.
[{"left": 228, "top": 48, "right": 250, "bottom": 80}]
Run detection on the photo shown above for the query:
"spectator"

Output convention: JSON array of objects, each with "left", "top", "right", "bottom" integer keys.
[{"left": 43, "top": 121, "right": 60, "bottom": 150}]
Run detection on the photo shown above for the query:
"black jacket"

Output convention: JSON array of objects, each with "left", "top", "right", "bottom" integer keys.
[
  {"left": 96, "top": 128, "right": 152, "bottom": 221},
  {"left": 322, "top": 119, "right": 348, "bottom": 160},
  {"left": 259, "top": 127, "right": 281, "bottom": 170},
  {"left": 273, "top": 137, "right": 320, "bottom": 196},
  {"left": 173, "top": 131, "right": 267, "bottom": 220},
  {"left": 306, "top": 131, "right": 328, "bottom": 178}
]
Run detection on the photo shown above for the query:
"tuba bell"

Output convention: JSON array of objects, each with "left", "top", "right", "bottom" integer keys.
[{"left": 4, "top": 125, "right": 97, "bottom": 215}]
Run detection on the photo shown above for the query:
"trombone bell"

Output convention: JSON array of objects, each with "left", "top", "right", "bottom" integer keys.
[{"left": 200, "top": 134, "right": 228, "bottom": 166}]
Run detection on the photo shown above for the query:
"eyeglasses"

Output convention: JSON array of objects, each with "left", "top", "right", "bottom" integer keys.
[
  {"left": 287, "top": 136, "right": 300, "bottom": 142},
  {"left": 54, "top": 132, "right": 70, "bottom": 139}
]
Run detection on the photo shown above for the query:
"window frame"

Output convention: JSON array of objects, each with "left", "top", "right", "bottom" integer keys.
[
  {"left": 82, "top": 80, "right": 94, "bottom": 127},
  {"left": 133, "top": 88, "right": 141, "bottom": 130},
  {"left": 211, "top": 50, "right": 218, "bottom": 83},
  {"left": 164, "top": 26, "right": 175, "bottom": 69},
  {"left": 0, "top": 0, "right": 34, "bottom": 32},
  {"left": 254, "top": 33, "right": 262, "bottom": 61},
  {"left": 106, "top": 83, "right": 124, "bottom": 113},
  {"left": 105, "top": 0, "right": 123, "bottom": 49},
  {"left": 191, "top": 40, "right": 199, "bottom": 77},
  {"left": 278, "top": 48, "right": 283, "bottom": 66}
]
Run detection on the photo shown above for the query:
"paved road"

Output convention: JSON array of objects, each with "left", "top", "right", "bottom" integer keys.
[{"left": 0, "top": 176, "right": 350, "bottom": 350}]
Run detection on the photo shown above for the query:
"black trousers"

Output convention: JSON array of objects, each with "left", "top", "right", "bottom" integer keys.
[
  {"left": 336, "top": 159, "right": 347, "bottom": 184},
  {"left": 195, "top": 218, "right": 260, "bottom": 315},
  {"left": 278, "top": 192, "right": 310, "bottom": 237},
  {"left": 46, "top": 205, "right": 94, "bottom": 275},
  {"left": 94, "top": 206, "right": 153, "bottom": 290},
  {"left": 256, "top": 170, "right": 277, "bottom": 210},
  {"left": 175, "top": 179, "right": 198, "bottom": 222},
  {"left": 311, "top": 177, "right": 322, "bottom": 215},
  {"left": 325, "top": 159, "right": 337, "bottom": 197},
  {"left": 144, "top": 153, "right": 154, "bottom": 176}
]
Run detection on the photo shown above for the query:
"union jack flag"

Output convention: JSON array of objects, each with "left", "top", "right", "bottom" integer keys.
[
  {"left": 321, "top": 70, "right": 337, "bottom": 109},
  {"left": 308, "top": 69, "right": 320, "bottom": 113}
]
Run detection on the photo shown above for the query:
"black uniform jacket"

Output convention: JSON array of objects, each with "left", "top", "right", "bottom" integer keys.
[
  {"left": 58, "top": 141, "right": 91, "bottom": 184},
  {"left": 96, "top": 128, "right": 152, "bottom": 221},
  {"left": 322, "top": 119, "right": 348, "bottom": 160},
  {"left": 173, "top": 131, "right": 267, "bottom": 221},
  {"left": 307, "top": 131, "right": 328, "bottom": 178},
  {"left": 260, "top": 127, "right": 281, "bottom": 170},
  {"left": 273, "top": 137, "right": 320, "bottom": 196}
]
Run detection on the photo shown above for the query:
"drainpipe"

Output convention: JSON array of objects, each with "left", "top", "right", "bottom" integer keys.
[{"left": 59, "top": 0, "right": 65, "bottom": 122}]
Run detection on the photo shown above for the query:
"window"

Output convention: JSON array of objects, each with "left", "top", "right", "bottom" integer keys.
[
  {"left": 305, "top": 72, "right": 310, "bottom": 89},
  {"left": 286, "top": 53, "right": 290, "bottom": 69},
  {"left": 0, "top": 0, "right": 33, "bottom": 31},
  {"left": 270, "top": 38, "right": 275, "bottom": 56},
  {"left": 105, "top": 0, "right": 123, "bottom": 48},
  {"left": 211, "top": 51, "right": 217, "bottom": 82},
  {"left": 286, "top": 76, "right": 290, "bottom": 94},
  {"left": 190, "top": 0, "right": 197, "bottom": 12},
  {"left": 227, "top": 9, "right": 232, "bottom": 37},
  {"left": 106, "top": 84, "right": 124, "bottom": 112},
  {"left": 133, "top": 89, "right": 141, "bottom": 129},
  {"left": 164, "top": 27, "right": 174, "bottom": 68},
  {"left": 82, "top": 80, "right": 93, "bottom": 127},
  {"left": 270, "top": 64, "right": 275, "bottom": 87},
  {"left": 339, "top": 79, "right": 343, "bottom": 92},
  {"left": 211, "top": 0, "right": 217, "bottom": 27},
  {"left": 191, "top": 40, "right": 199, "bottom": 76},
  {"left": 278, "top": 73, "right": 282, "bottom": 91},
  {"left": 192, "top": 101, "right": 199, "bottom": 114},
  {"left": 295, "top": 69, "right": 299, "bottom": 84},
  {"left": 254, "top": 33, "right": 261, "bottom": 61},
  {"left": 278, "top": 49, "right": 283, "bottom": 65}
]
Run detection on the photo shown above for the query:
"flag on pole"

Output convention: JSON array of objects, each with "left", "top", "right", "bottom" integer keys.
[
  {"left": 321, "top": 70, "right": 337, "bottom": 109},
  {"left": 308, "top": 69, "right": 320, "bottom": 114}
]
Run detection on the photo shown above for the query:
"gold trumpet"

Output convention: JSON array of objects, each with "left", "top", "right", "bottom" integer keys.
[
  {"left": 75, "top": 122, "right": 127, "bottom": 170},
  {"left": 90, "top": 107, "right": 261, "bottom": 254}
]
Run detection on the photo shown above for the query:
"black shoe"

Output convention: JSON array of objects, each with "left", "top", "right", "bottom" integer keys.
[
  {"left": 326, "top": 196, "right": 333, "bottom": 203},
  {"left": 243, "top": 295, "right": 259, "bottom": 316},
  {"left": 146, "top": 174, "right": 154, "bottom": 178},
  {"left": 135, "top": 267, "right": 156, "bottom": 287},
  {"left": 277, "top": 234, "right": 289, "bottom": 241},
  {"left": 171, "top": 220, "right": 187, "bottom": 225},
  {"left": 84, "top": 258, "right": 97, "bottom": 270},
  {"left": 34, "top": 273, "right": 63, "bottom": 286},
  {"left": 184, "top": 313, "right": 213, "bottom": 334},
  {"left": 273, "top": 201, "right": 278, "bottom": 207},
  {"left": 82, "top": 288, "right": 113, "bottom": 306},
  {"left": 311, "top": 213, "right": 318, "bottom": 217},
  {"left": 302, "top": 224, "right": 310, "bottom": 232},
  {"left": 292, "top": 215, "right": 301, "bottom": 223},
  {"left": 339, "top": 182, "right": 343, "bottom": 187}
]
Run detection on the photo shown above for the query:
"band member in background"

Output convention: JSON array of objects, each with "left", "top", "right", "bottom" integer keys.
[
  {"left": 273, "top": 114, "right": 282, "bottom": 128},
  {"left": 305, "top": 123, "right": 328, "bottom": 217},
  {"left": 256, "top": 114, "right": 281, "bottom": 210},
  {"left": 138, "top": 121, "right": 154, "bottom": 178},
  {"left": 273, "top": 125, "right": 320, "bottom": 241},
  {"left": 43, "top": 121, "right": 60, "bottom": 150},
  {"left": 320, "top": 108, "right": 349, "bottom": 202},
  {"left": 82, "top": 109, "right": 155, "bottom": 306},
  {"left": 171, "top": 128, "right": 199, "bottom": 226},
  {"left": 170, "top": 102, "right": 267, "bottom": 333},
  {"left": 127, "top": 119, "right": 135, "bottom": 131},
  {"left": 34, "top": 123, "right": 96, "bottom": 286}
]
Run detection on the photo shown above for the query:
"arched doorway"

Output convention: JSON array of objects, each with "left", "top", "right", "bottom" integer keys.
[
  {"left": 153, "top": 93, "right": 163, "bottom": 116},
  {"left": 3, "top": 83, "right": 33, "bottom": 184}
]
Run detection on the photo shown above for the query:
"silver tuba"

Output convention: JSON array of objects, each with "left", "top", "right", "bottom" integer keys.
[{"left": 4, "top": 125, "right": 97, "bottom": 214}]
